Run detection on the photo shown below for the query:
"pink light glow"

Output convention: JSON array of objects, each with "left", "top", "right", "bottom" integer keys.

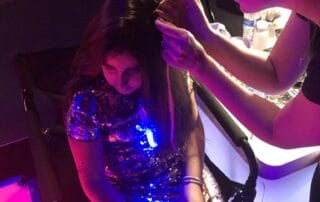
[{"left": 0, "top": 176, "right": 33, "bottom": 202}]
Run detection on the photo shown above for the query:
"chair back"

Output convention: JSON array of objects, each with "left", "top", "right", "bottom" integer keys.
[{"left": 14, "top": 47, "right": 88, "bottom": 202}]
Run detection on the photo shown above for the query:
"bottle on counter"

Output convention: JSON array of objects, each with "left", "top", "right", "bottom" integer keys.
[
  {"left": 242, "top": 12, "right": 260, "bottom": 46},
  {"left": 252, "top": 20, "right": 277, "bottom": 51}
]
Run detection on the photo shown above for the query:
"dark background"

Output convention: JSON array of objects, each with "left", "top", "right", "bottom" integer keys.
[{"left": 0, "top": 0, "right": 102, "bottom": 145}]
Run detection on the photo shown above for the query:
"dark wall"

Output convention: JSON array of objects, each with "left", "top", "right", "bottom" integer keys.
[
  {"left": 210, "top": 0, "right": 243, "bottom": 36},
  {"left": 0, "top": 0, "right": 101, "bottom": 145}
]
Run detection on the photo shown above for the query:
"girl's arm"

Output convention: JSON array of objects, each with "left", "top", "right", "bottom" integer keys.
[
  {"left": 68, "top": 138, "right": 124, "bottom": 202},
  {"left": 184, "top": 117, "right": 205, "bottom": 202},
  {"left": 183, "top": 83, "right": 205, "bottom": 202}
]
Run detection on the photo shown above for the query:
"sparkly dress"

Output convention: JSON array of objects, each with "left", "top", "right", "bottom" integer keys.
[
  {"left": 66, "top": 83, "right": 223, "bottom": 202},
  {"left": 66, "top": 84, "right": 187, "bottom": 201}
]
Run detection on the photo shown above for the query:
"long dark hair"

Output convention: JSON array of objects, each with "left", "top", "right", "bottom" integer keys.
[{"left": 66, "top": 0, "right": 196, "bottom": 149}]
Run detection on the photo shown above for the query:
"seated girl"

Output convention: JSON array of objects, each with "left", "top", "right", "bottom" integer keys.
[{"left": 65, "top": 0, "right": 221, "bottom": 201}]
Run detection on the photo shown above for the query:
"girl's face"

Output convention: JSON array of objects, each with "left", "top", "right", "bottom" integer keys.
[
  {"left": 234, "top": 0, "right": 276, "bottom": 13},
  {"left": 102, "top": 52, "right": 142, "bottom": 95}
]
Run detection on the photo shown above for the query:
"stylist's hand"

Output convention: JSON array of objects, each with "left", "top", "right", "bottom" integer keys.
[
  {"left": 155, "top": 18, "right": 209, "bottom": 74},
  {"left": 154, "top": 0, "right": 210, "bottom": 38}
]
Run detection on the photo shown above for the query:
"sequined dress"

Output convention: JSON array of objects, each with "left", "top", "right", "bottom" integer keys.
[
  {"left": 66, "top": 81, "right": 225, "bottom": 202},
  {"left": 66, "top": 85, "right": 187, "bottom": 201}
]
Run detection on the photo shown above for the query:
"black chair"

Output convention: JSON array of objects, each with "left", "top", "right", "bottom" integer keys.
[
  {"left": 195, "top": 81, "right": 258, "bottom": 202},
  {"left": 14, "top": 47, "right": 88, "bottom": 202}
]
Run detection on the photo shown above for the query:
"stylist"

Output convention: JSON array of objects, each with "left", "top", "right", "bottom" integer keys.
[{"left": 154, "top": 0, "right": 320, "bottom": 200}]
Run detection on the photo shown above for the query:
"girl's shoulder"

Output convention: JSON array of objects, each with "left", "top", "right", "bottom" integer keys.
[
  {"left": 66, "top": 86, "right": 122, "bottom": 141},
  {"left": 70, "top": 85, "right": 139, "bottom": 122},
  {"left": 71, "top": 87, "right": 105, "bottom": 114},
  {"left": 66, "top": 88, "right": 104, "bottom": 141}
]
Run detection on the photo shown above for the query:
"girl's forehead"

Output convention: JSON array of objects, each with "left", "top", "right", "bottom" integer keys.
[{"left": 104, "top": 51, "right": 139, "bottom": 69}]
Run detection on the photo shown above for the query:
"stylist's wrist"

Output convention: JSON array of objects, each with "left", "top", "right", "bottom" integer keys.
[
  {"left": 194, "top": 22, "right": 212, "bottom": 42},
  {"left": 189, "top": 51, "right": 210, "bottom": 77}
]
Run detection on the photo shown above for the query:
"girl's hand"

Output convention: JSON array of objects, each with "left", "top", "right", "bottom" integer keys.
[{"left": 155, "top": 18, "right": 209, "bottom": 75}]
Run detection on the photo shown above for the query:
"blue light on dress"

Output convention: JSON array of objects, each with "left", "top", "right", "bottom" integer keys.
[{"left": 135, "top": 124, "right": 158, "bottom": 148}]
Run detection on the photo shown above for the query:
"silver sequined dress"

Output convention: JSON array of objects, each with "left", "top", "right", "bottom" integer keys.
[
  {"left": 66, "top": 85, "right": 187, "bottom": 201},
  {"left": 66, "top": 83, "right": 223, "bottom": 202}
]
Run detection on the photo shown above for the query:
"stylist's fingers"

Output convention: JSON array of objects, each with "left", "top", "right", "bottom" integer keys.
[
  {"left": 160, "top": 44, "right": 177, "bottom": 68},
  {"left": 154, "top": 0, "right": 178, "bottom": 23},
  {"left": 155, "top": 18, "right": 188, "bottom": 40},
  {"left": 161, "top": 40, "right": 186, "bottom": 70},
  {"left": 158, "top": 22, "right": 197, "bottom": 58},
  {"left": 162, "top": 35, "right": 190, "bottom": 58},
  {"left": 160, "top": 35, "right": 198, "bottom": 72},
  {"left": 159, "top": 23, "right": 208, "bottom": 72},
  {"left": 161, "top": 38, "right": 181, "bottom": 58},
  {"left": 154, "top": 9, "right": 171, "bottom": 23},
  {"left": 157, "top": 20, "right": 196, "bottom": 56}
]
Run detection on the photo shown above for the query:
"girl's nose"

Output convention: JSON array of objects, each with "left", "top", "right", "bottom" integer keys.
[{"left": 121, "top": 73, "right": 130, "bottom": 87}]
